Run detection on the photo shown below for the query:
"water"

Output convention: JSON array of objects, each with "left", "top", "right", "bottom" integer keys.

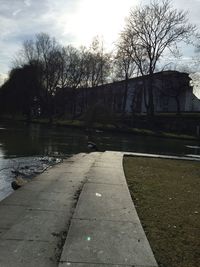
[{"left": 0, "top": 120, "right": 199, "bottom": 201}]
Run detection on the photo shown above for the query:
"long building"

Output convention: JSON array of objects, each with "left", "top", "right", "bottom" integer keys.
[{"left": 56, "top": 71, "right": 200, "bottom": 117}]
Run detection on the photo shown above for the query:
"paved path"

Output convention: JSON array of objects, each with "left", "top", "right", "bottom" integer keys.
[
  {"left": 0, "top": 151, "right": 158, "bottom": 267},
  {"left": 59, "top": 151, "right": 158, "bottom": 267},
  {"left": 0, "top": 153, "right": 100, "bottom": 267}
]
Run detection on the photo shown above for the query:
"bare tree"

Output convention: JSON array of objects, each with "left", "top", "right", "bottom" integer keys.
[
  {"left": 119, "top": 0, "right": 196, "bottom": 116},
  {"left": 13, "top": 33, "right": 62, "bottom": 121},
  {"left": 58, "top": 40, "right": 111, "bottom": 90},
  {"left": 114, "top": 45, "right": 137, "bottom": 81},
  {"left": 11, "top": 33, "right": 112, "bottom": 119},
  {"left": 84, "top": 37, "right": 111, "bottom": 87},
  {"left": 114, "top": 40, "right": 139, "bottom": 114},
  {"left": 59, "top": 45, "right": 86, "bottom": 89}
]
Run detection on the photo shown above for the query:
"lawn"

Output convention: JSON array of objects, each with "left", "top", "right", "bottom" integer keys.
[{"left": 123, "top": 156, "right": 200, "bottom": 267}]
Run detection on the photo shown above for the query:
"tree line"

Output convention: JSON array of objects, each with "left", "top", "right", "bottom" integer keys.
[{"left": 0, "top": 0, "right": 197, "bottom": 121}]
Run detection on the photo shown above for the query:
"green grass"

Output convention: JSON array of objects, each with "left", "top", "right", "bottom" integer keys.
[
  {"left": 55, "top": 119, "right": 84, "bottom": 127},
  {"left": 129, "top": 127, "right": 196, "bottom": 140},
  {"left": 123, "top": 156, "right": 200, "bottom": 267}
]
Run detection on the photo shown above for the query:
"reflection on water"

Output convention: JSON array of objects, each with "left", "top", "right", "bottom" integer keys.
[
  {"left": 0, "top": 146, "right": 4, "bottom": 158},
  {"left": 1, "top": 120, "right": 200, "bottom": 158},
  {"left": 0, "top": 120, "right": 199, "bottom": 201}
]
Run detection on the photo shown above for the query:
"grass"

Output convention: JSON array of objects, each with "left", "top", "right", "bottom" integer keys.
[{"left": 123, "top": 156, "right": 200, "bottom": 267}]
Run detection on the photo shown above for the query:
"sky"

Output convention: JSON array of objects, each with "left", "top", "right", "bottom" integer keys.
[{"left": 0, "top": 0, "right": 200, "bottom": 86}]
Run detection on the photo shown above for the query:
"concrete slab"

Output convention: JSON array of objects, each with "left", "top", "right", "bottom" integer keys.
[
  {"left": 92, "top": 160, "right": 122, "bottom": 169},
  {"left": 0, "top": 205, "right": 26, "bottom": 229},
  {"left": 30, "top": 192, "right": 76, "bottom": 211},
  {"left": 0, "top": 228, "right": 8, "bottom": 238},
  {"left": 1, "top": 189, "right": 40, "bottom": 206},
  {"left": 1, "top": 209, "right": 69, "bottom": 242},
  {"left": 59, "top": 263, "right": 132, "bottom": 267},
  {"left": 60, "top": 219, "right": 157, "bottom": 267},
  {"left": 18, "top": 179, "right": 55, "bottom": 191},
  {"left": 34, "top": 152, "right": 100, "bottom": 183},
  {"left": 44, "top": 179, "right": 83, "bottom": 194},
  {"left": 33, "top": 169, "right": 64, "bottom": 181},
  {"left": 0, "top": 239, "right": 57, "bottom": 267},
  {"left": 73, "top": 183, "right": 140, "bottom": 223},
  {"left": 59, "top": 151, "right": 157, "bottom": 267},
  {"left": 86, "top": 167, "right": 124, "bottom": 185},
  {"left": 0, "top": 151, "right": 159, "bottom": 267},
  {"left": 0, "top": 152, "right": 102, "bottom": 267},
  {"left": 25, "top": 175, "right": 84, "bottom": 194}
]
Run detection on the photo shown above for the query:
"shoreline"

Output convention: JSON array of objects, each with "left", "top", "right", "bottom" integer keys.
[
  {"left": 31, "top": 118, "right": 200, "bottom": 141},
  {"left": 1, "top": 115, "right": 200, "bottom": 141},
  {"left": 0, "top": 155, "right": 64, "bottom": 202}
]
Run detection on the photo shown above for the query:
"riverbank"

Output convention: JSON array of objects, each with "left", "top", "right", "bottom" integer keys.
[
  {"left": 1, "top": 114, "right": 200, "bottom": 141},
  {"left": 30, "top": 118, "right": 200, "bottom": 141},
  {"left": 123, "top": 156, "right": 200, "bottom": 267},
  {"left": 0, "top": 155, "right": 63, "bottom": 202},
  {"left": 2, "top": 118, "right": 199, "bottom": 192}
]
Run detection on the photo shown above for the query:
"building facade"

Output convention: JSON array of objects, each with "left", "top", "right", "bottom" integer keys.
[{"left": 57, "top": 71, "right": 200, "bottom": 117}]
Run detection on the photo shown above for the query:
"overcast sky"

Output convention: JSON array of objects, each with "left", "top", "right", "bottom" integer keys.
[{"left": 0, "top": 0, "right": 200, "bottom": 84}]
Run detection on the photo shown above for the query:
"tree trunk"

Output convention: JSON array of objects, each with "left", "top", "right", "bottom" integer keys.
[
  {"left": 72, "top": 91, "right": 77, "bottom": 119},
  {"left": 122, "top": 74, "right": 128, "bottom": 115},
  {"left": 147, "top": 74, "right": 154, "bottom": 117},
  {"left": 26, "top": 109, "right": 31, "bottom": 123},
  {"left": 175, "top": 96, "right": 181, "bottom": 115},
  {"left": 48, "top": 96, "right": 54, "bottom": 124}
]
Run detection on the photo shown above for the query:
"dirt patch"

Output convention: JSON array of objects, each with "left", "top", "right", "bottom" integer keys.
[{"left": 123, "top": 156, "right": 200, "bottom": 267}]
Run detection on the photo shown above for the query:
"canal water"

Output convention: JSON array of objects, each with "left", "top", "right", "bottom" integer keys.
[{"left": 0, "top": 120, "right": 200, "bottom": 201}]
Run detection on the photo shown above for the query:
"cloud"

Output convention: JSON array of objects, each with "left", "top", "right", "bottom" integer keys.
[
  {"left": 173, "top": 0, "right": 200, "bottom": 26},
  {"left": 61, "top": 0, "right": 137, "bottom": 48},
  {"left": 12, "top": 9, "right": 22, "bottom": 16},
  {"left": 0, "top": 0, "right": 56, "bottom": 75},
  {"left": 24, "top": 0, "right": 31, "bottom": 6},
  {"left": 0, "top": 0, "right": 199, "bottom": 82},
  {"left": 0, "top": 0, "right": 131, "bottom": 68},
  {"left": 0, "top": 73, "right": 8, "bottom": 86}
]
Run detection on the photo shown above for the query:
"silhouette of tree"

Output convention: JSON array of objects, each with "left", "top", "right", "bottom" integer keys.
[
  {"left": 114, "top": 40, "right": 139, "bottom": 114},
  {"left": 118, "top": 0, "right": 196, "bottom": 116},
  {"left": 0, "top": 62, "right": 42, "bottom": 120},
  {"left": 158, "top": 72, "right": 190, "bottom": 114},
  {"left": 10, "top": 33, "right": 112, "bottom": 120},
  {"left": 71, "top": 37, "right": 111, "bottom": 89}
]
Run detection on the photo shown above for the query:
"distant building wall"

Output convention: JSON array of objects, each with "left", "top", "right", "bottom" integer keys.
[
  {"left": 58, "top": 70, "right": 199, "bottom": 117},
  {"left": 192, "top": 94, "right": 200, "bottom": 111}
]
